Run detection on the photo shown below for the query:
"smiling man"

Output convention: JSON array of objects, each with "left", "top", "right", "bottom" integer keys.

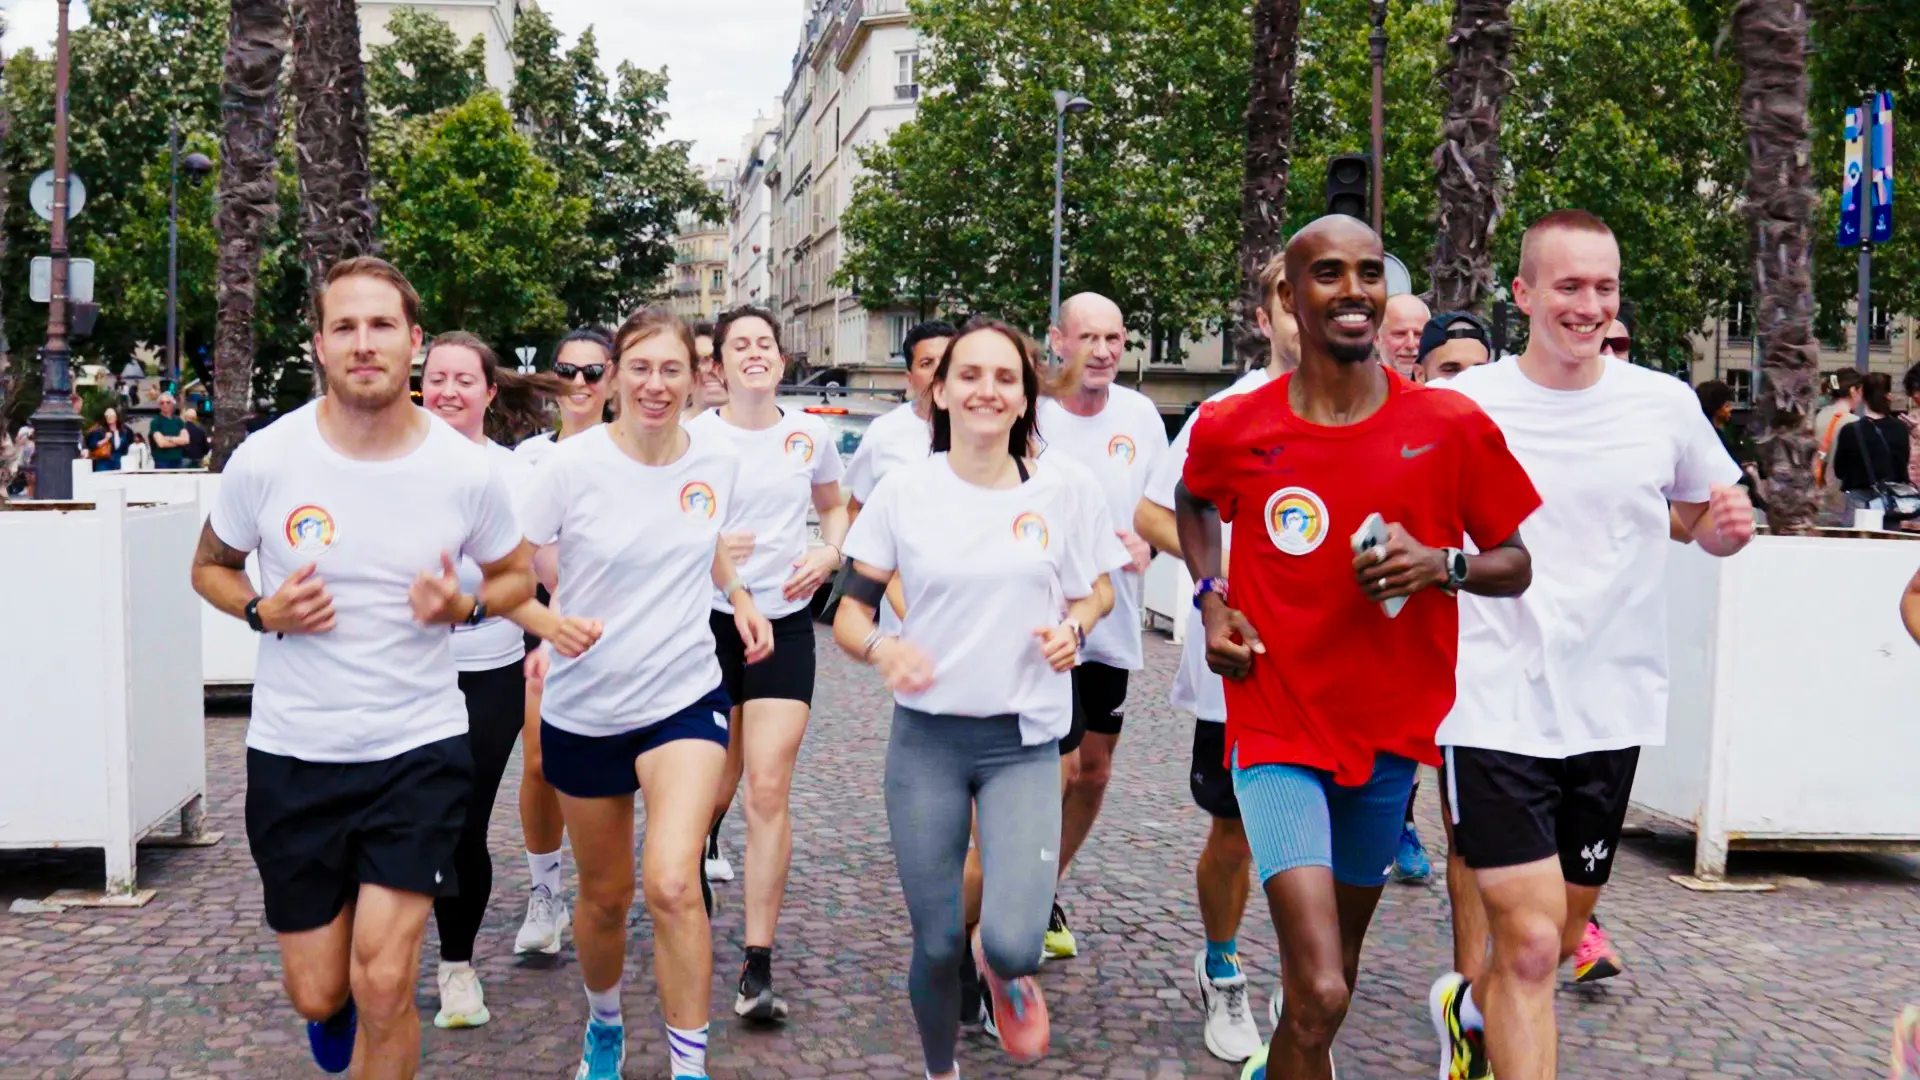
[
  {"left": 1428, "top": 211, "right": 1754, "bottom": 1080},
  {"left": 1175, "top": 215, "right": 1540, "bottom": 1080},
  {"left": 1381, "top": 293, "right": 1433, "bottom": 381}
]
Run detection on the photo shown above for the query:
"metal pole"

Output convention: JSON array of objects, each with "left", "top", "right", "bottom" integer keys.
[
  {"left": 31, "top": 0, "right": 80, "bottom": 500},
  {"left": 167, "top": 117, "right": 180, "bottom": 386},
  {"left": 1050, "top": 92, "right": 1068, "bottom": 334},
  {"left": 1854, "top": 97, "right": 1875, "bottom": 375},
  {"left": 1369, "top": 1, "right": 1387, "bottom": 235}
]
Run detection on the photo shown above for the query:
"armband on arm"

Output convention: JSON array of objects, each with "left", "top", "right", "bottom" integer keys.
[{"left": 841, "top": 566, "right": 890, "bottom": 610}]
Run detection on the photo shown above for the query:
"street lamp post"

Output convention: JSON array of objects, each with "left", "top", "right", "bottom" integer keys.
[
  {"left": 166, "top": 119, "right": 214, "bottom": 387},
  {"left": 1049, "top": 90, "right": 1093, "bottom": 335},
  {"left": 1369, "top": 0, "right": 1388, "bottom": 235},
  {"left": 31, "top": 0, "right": 79, "bottom": 500}
]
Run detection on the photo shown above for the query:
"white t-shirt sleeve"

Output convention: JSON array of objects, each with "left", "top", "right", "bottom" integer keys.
[
  {"left": 464, "top": 461, "right": 524, "bottom": 565},
  {"left": 811, "top": 424, "right": 847, "bottom": 487},
  {"left": 1064, "top": 486, "right": 1116, "bottom": 601},
  {"left": 844, "top": 438, "right": 879, "bottom": 503},
  {"left": 208, "top": 442, "right": 263, "bottom": 552},
  {"left": 517, "top": 454, "right": 568, "bottom": 547},
  {"left": 841, "top": 474, "right": 898, "bottom": 571},
  {"left": 1146, "top": 411, "right": 1199, "bottom": 511},
  {"left": 1666, "top": 392, "right": 1742, "bottom": 504}
]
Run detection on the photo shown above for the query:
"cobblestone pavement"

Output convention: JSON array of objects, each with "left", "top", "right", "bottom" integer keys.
[{"left": 2, "top": 636, "right": 1916, "bottom": 1079}]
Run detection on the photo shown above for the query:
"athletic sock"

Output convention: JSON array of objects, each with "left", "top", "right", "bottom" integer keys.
[
  {"left": 666, "top": 1022, "right": 708, "bottom": 1077},
  {"left": 585, "top": 982, "right": 622, "bottom": 1026},
  {"left": 1460, "top": 981, "right": 1485, "bottom": 1031},
  {"left": 1204, "top": 937, "right": 1241, "bottom": 980},
  {"left": 528, "top": 849, "right": 562, "bottom": 894}
]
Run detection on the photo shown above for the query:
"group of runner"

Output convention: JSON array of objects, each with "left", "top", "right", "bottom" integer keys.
[{"left": 191, "top": 203, "right": 1753, "bottom": 1080}]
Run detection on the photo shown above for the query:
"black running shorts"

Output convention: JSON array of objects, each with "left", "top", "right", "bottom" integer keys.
[
  {"left": 244, "top": 735, "right": 472, "bottom": 934},
  {"left": 711, "top": 608, "right": 817, "bottom": 706},
  {"left": 1060, "top": 677, "right": 1087, "bottom": 756},
  {"left": 1072, "top": 662, "right": 1130, "bottom": 736},
  {"left": 1189, "top": 720, "right": 1240, "bottom": 819},
  {"left": 1446, "top": 745, "right": 1641, "bottom": 888}
]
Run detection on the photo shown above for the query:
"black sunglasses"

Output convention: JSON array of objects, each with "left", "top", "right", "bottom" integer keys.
[
  {"left": 553, "top": 362, "right": 607, "bottom": 382},
  {"left": 1601, "top": 336, "right": 1631, "bottom": 356}
]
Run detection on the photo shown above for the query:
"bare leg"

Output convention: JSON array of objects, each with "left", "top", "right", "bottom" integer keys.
[
  {"left": 708, "top": 704, "right": 746, "bottom": 837},
  {"left": 1058, "top": 730, "right": 1117, "bottom": 878},
  {"left": 1261, "top": 865, "right": 1361, "bottom": 1080},
  {"left": 519, "top": 682, "right": 565, "bottom": 856},
  {"left": 556, "top": 792, "right": 636, "bottom": 996},
  {"left": 636, "top": 739, "right": 728, "bottom": 1028},
  {"left": 1477, "top": 858, "right": 1566, "bottom": 1080},
  {"left": 1560, "top": 883, "right": 1603, "bottom": 961},
  {"left": 345, "top": 884, "right": 435, "bottom": 1080},
  {"left": 738, "top": 699, "right": 809, "bottom": 948},
  {"left": 1440, "top": 776, "right": 1490, "bottom": 980},
  {"left": 1196, "top": 816, "right": 1252, "bottom": 944},
  {"left": 277, "top": 905, "right": 354, "bottom": 1023}
]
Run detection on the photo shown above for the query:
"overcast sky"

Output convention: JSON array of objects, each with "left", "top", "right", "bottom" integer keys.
[{"left": 0, "top": 0, "right": 796, "bottom": 165}]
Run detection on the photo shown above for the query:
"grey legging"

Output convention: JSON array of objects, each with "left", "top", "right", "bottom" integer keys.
[{"left": 885, "top": 706, "right": 1061, "bottom": 1075}]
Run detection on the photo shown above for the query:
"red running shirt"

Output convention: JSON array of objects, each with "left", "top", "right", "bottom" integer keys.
[{"left": 1182, "top": 371, "right": 1540, "bottom": 785}]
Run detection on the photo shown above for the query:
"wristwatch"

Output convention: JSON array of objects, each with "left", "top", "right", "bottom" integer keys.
[
  {"left": 1071, "top": 621, "right": 1087, "bottom": 649},
  {"left": 1192, "top": 576, "right": 1229, "bottom": 609},
  {"left": 244, "top": 596, "right": 266, "bottom": 633},
  {"left": 464, "top": 597, "right": 490, "bottom": 625},
  {"left": 1441, "top": 548, "right": 1469, "bottom": 592}
]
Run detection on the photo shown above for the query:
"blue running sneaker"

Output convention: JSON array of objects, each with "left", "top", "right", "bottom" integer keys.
[
  {"left": 306, "top": 999, "right": 355, "bottom": 1074},
  {"left": 1391, "top": 822, "right": 1432, "bottom": 884},
  {"left": 573, "top": 1018, "right": 625, "bottom": 1080}
]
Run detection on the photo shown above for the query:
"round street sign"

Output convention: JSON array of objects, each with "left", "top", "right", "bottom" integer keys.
[{"left": 29, "top": 170, "right": 87, "bottom": 223}]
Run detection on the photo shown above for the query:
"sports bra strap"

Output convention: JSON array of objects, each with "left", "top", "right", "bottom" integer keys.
[{"left": 1015, "top": 456, "right": 1030, "bottom": 482}]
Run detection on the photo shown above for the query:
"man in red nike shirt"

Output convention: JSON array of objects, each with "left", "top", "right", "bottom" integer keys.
[{"left": 1174, "top": 215, "right": 1540, "bottom": 1080}]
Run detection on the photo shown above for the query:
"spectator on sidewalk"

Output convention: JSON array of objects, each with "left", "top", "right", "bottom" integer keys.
[
  {"left": 149, "top": 392, "right": 190, "bottom": 469},
  {"left": 181, "top": 407, "right": 211, "bottom": 468},
  {"left": 1695, "top": 380, "right": 1766, "bottom": 510},
  {"left": 1832, "top": 372, "right": 1910, "bottom": 511},
  {"left": 1899, "top": 364, "right": 1920, "bottom": 488},
  {"left": 83, "top": 408, "right": 133, "bottom": 472},
  {"left": 1814, "top": 370, "right": 1863, "bottom": 524}
]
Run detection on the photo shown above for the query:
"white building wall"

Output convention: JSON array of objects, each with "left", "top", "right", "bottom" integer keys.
[{"left": 360, "top": 0, "right": 522, "bottom": 93}]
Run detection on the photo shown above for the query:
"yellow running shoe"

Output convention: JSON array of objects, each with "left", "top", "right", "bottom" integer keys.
[
  {"left": 1893, "top": 1005, "right": 1920, "bottom": 1080},
  {"left": 1429, "top": 972, "right": 1493, "bottom": 1079},
  {"left": 1237, "top": 1040, "right": 1336, "bottom": 1079},
  {"left": 1042, "top": 901, "right": 1077, "bottom": 960}
]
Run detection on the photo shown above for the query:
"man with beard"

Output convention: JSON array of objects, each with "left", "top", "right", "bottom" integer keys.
[
  {"left": 192, "top": 257, "right": 534, "bottom": 1078},
  {"left": 1176, "top": 215, "right": 1540, "bottom": 1080}
]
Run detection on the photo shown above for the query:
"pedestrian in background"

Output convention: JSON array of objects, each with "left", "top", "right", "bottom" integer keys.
[
  {"left": 1694, "top": 380, "right": 1766, "bottom": 510},
  {"left": 1831, "top": 371, "right": 1911, "bottom": 512},
  {"left": 83, "top": 407, "right": 132, "bottom": 472}
]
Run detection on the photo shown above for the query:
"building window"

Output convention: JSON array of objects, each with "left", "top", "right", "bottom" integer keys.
[
  {"left": 834, "top": 107, "right": 841, "bottom": 148},
  {"left": 1726, "top": 368, "right": 1752, "bottom": 407},
  {"left": 1870, "top": 305, "right": 1893, "bottom": 348},
  {"left": 712, "top": 269, "right": 724, "bottom": 293},
  {"left": 897, "top": 51, "right": 919, "bottom": 100},
  {"left": 1148, "top": 318, "right": 1183, "bottom": 366},
  {"left": 885, "top": 314, "right": 911, "bottom": 362},
  {"left": 1726, "top": 295, "right": 1752, "bottom": 343}
]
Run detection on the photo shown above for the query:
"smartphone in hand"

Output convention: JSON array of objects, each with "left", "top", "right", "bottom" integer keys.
[{"left": 1351, "top": 512, "right": 1408, "bottom": 619}]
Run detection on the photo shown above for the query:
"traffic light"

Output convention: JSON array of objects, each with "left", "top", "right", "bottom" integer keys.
[{"left": 1325, "top": 153, "right": 1371, "bottom": 220}]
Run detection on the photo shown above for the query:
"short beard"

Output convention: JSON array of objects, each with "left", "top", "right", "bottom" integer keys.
[
  {"left": 329, "top": 374, "right": 410, "bottom": 413},
  {"left": 1328, "top": 339, "right": 1375, "bottom": 365}
]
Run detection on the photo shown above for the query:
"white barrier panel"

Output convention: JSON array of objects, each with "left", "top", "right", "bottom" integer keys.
[
  {"left": 1143, "top": 552, "right": 1193, "bottom": 646},
  {"left": 0, "top": 493, "right": 209, "bottom": 895},
  {"left": 1637, "top": 534, "right": 1920, "bottom": 876},
  {"left": 70, "top": 463, "right": 256, "bottom": 689}
]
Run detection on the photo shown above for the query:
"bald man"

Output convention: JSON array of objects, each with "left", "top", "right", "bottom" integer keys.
[{"left": 1381, "top": 293, "right": 1432, "bottom": 381}]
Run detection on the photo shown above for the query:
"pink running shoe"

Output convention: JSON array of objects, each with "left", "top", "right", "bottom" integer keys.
[
  {"left": 1572, "top": 917, "right": 1623, "bottom": 984},
  {"left": 973, "top": 930, "right": 1050, "bottom": 1062},
  {"left": 1892, "top": 1005, "right": 1919, "bottom": 1080}
]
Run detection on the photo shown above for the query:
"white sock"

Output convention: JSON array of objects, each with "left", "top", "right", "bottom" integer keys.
[
  {"left": 1460, "top": 982, "right": 1485, "bottom": 1031},
  {"left": 528, "top": 848, "right": 562, "bottom": 894},
  {"left": 439, "top": 960, "right": 471, "bottom": 976},
  {"left": 666, "top": 1022, "right": 708, "bottom": 1077},
  {"left": 928, "top": 1068, "right": 959, "bottom": 1080},
  {"left": 585, "top": 982, "right": 622, "bottom": 1026}
]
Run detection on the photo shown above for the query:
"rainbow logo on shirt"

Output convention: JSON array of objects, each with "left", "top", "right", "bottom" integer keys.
[
  {"left": 1012, "top": 511, "right": 1050, "bottom": 549},
  {"left": 283, "top": 505, "right": 337, "bottom": 555},
  {"left": 784, "top": 431, "right": 815, "bottom": 462},
  {"left": 1264, "top": 486, "right": 1327, "bottom": 556},
  {"left": 679, "top": 481, "right": 718, "bottom": 519},
  {"left": 1107, "top": 434, "right": 1137, "bottom": 465}
]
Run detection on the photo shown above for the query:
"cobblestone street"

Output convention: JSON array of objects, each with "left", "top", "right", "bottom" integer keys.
[{"left": 2, "top": 635, "right": 1915, "bottom": 1079}]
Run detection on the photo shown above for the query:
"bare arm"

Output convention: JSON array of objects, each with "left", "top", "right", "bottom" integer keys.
[
  {"left": 1671, "top": 484, "right": 1757, "bottom": 557},
  {"left": 1134, "top": 498, "right": 1181, "bottom": 560},
  {"left": 190, "top": 520, "right": 258, "bottom": 621},
  {"left": 1173, "top": 481, "right": 1224, "bottom": 583},
  {"left": 472, "top": 541, "right": 536, "bottom": 621},
  {"left": 1669, "top": 507, "right": 1693, "bottom": 544},
  {"left": 1902, "top": 567, "right": 1920, "bottom": 647}
]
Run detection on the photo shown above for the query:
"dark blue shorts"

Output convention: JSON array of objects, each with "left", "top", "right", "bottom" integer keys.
[{"left": 540, "top": 685, "right": 731, "bottom": 799}]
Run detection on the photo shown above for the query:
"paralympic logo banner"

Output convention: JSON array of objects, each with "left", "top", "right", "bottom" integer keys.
[
  {"left": 1840, "top": 103, "right": 1865, "bottom": 248},
  {"left": 1870, "top": 92, "right": 1894, "bottom": 244}
]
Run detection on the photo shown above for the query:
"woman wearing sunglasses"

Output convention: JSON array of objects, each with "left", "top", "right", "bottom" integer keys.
[{"left": 510, "top": 326, "right": 615, "bottom": 961}]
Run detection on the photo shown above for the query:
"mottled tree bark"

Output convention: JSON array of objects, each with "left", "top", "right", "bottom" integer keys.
[
  {"left": 1731, "top": 0, "right": 1819, "bottom": 533},
  {"left": 291, "top": 0, "right": 375, "bottom": 288},
  {"left": 212, "top": 0, "right": 291, "bottom": 471},
  {"left": 1235, "top": 0, "right": 1301, "bottom": 370},
  {"left": 1429, "top": 0, "right": 1514, "bottom": 315}
]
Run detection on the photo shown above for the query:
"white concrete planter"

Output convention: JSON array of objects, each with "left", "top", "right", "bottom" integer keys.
[
  {"left": 1636, "top": 533, "right": 1920, "bottom": 878},
  {"left": 1143, "top": 552, "right": 1193, "bottom": 645},
  {"left": 70, "top": 462, "right": 256, "bottom": 691},
  {"left": 0, "top": 491, "right": 212, "bottom": 896}
]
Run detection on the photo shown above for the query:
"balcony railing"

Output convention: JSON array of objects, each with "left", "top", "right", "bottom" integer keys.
[{"left": 895, "top": 83, "right": 920, "bottom": 101}]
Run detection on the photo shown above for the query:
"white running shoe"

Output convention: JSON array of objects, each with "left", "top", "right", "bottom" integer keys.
[
  {"left": 1193, "top": 951, "right": 1262, "bottom": 1063},
  {"left": 513, "top": 886, "right": 570, "bottom": 955},
  {"left": 704, "top": 837, "right": 734, "bottom": 883},
  {"left": 433, "top": 963, "right": 491, "bottom": 1029}
]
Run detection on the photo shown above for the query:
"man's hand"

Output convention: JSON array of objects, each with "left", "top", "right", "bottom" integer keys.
[
  {"left": 722, "top": 530, "right": 756, "bottom": 567},
  {"left": 1704, "top": 483, "right": 1756, "bottom": 551},
  {"left": 523, "top": 645, "right": 551, "bottom": 688},
  {"left": 1351, "top": 523, "right": 1446, "bottom": 602},
  {"left": 1034, "top": 622, "right": 1080, "bottom": 672},
  {"left": 1117, "top": 529, "right": 1152, "bottom": 573},
  {"left": 1200, "top": 594, "right": 1264, "bottom": 680},
  {"left": 549, "top": 616, "right": 604, "bottom": 658},
  {"left": 782, "top": 545, "right": 839, "bottom": 602},
  {"left": 259, "top": 562, "right": 336, "bottom": 634},
  {"left": 409, "top": 552, "right": 469, "bottom": 625},
  {"left": 872, "top": 638, "right": 935, "bottom": 694}
]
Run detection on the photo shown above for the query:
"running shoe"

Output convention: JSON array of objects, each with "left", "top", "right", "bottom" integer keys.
[
  {"left": 1391, "top": 822, "right": 1433, "bottom": 884},
  {"left": 704, "top": 833, "right": 734, "bottom": 883},
  {"left": 514, "top": 885, "right": 570, "bottom": 955},
  {"left": 1429, "top": 972, "right": 1493, "bottom": 1080},
  {"left": 974, "top": 930, "right": 1049, "bottom": 1061},
  {"left": 1042, "top": 901, "right": 1078, "bottom": 960},
  {"left": 432, "top": 964, "right": 491, "bottom": 1029},
  {"left": 306, "top": 999, "right": 355, "bottom": 1074},
  {"left": 981, "top": 977, "right": 999, "bottom": 1040},
  {"left": 1892, "top": 1004, "right": 1919, "bottom": 1080},
  {"left": 959, "top": 941, "right": 986, "bottom": 1026},
  {"left": 734, "top": 950, "right": 789, "bottom": 1022},
  {"left": 573, "top": 1018, "right": 625, "bottom": 1080},
  {"left": 1238, "top": 1042, "right": 1337, "bottom": 1079},
  {"left": 1572, "top": 916, "right": 1623, "bottom": 983},
  {"left": 1194, "top": 949, "right": 1261, "bottom": 1063}
]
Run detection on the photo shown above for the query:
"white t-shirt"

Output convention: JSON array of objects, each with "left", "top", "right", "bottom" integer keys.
[
  {"left": 842, "top": 454, "right": 1105, "bottom": 745},
  {"left": 518, "top": 425, "right": 738, "bottom": 737},
  {"left": 843, "top": 402, "right": 931, "bottom": 504},
  {"left": 514, "top": 431, "right": 559, "bottom": 467},
  {"left": 451, "top": 441, "right": 534, "bottom": 671},
  {"left": 1436, "top": 358, "right": 1740, "bottom": 756},
  {"left": 1145, "top": 367, "right": 1275, "bottom": 723},
  {"left": 209, "top": 403, "right": 522, "bottom": 763},
  {"left": 1036, "top": 385, "right": 1170, "bottom": 670},
  {"left": 687, "top": 408, "right": 846, "bottom": 619}
]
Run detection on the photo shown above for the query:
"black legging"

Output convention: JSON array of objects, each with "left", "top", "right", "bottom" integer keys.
[{"left": 436, "top": 661, "right": 526, "bottom": 963}]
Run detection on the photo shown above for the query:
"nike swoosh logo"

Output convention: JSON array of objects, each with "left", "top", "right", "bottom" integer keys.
[{"left": 1401, "top": 443, "right": 1436, "bottom": 459}]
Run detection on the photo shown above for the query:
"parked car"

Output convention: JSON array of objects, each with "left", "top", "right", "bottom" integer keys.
[{"left": 775, "top": 388, "right": 901, "bottom": 620}]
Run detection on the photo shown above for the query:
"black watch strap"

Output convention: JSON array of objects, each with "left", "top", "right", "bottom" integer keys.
[
  {"left": 464, "top": 597, "right": 489, "bottom": 625},
  {"left": 244, "top": 596, "right": 266, "bottom": 632}
]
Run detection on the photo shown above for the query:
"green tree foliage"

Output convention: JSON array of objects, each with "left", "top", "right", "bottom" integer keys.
[
  {"left": 366, "top": 8, "right": 488, "bottom": 120},
  {"left": 378, "top": 93, "right": 589, "bottom": 350}
]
